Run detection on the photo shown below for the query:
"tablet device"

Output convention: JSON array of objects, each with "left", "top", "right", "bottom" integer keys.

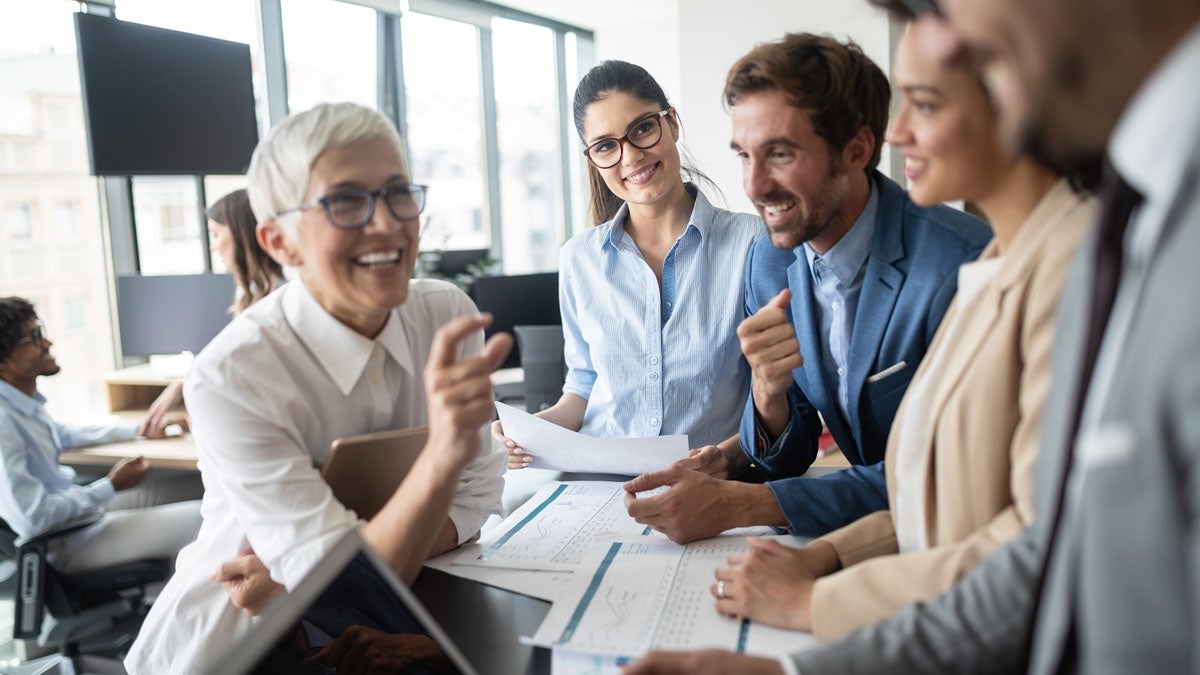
[
  {"left": 206, "top": 530, "right": 479, "bottom": 675},
  {"left": 322, "top": 427, "right": 428, "bottom": 520}
]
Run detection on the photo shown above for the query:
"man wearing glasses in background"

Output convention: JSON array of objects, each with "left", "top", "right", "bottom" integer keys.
[{"left": 0, "top": 296, "right": 201, "bottom": 574}]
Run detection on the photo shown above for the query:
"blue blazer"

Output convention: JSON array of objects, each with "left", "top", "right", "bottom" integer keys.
[{"left": 739, "top": 171, "right": 991, "bottom": 536}]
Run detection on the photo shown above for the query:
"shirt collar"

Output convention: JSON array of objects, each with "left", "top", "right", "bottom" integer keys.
[
  {"left": 602, "top": 183, "right": 706, "bottom": 251},
  {"left": 281, "top": 279, "right": 416, "bottom": 397},
  {"left": 802, "top": 177, "right": 879, "bottom": 285},
  {"left": 0, "top": 378, "right": 45, "bottom": 416},
  {"left": 1110, "top": 23, "right": 1200, "bottom": 208}
]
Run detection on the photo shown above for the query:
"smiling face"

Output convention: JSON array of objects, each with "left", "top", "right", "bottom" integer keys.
[
  {"left": 731, "top": 90, "right": 858, "bottom": 252},
  {"left": 580, "top": 91, "right": 682, "bottom": 210},
  {"left": 0, "top": 319, "right": 59, "bottom": 392},
  {"left": 259, "top": 138, "right": 419, "bottom": 337},
  {"left": 886, "top": 18, "right": 1011, "bottom": 206}
]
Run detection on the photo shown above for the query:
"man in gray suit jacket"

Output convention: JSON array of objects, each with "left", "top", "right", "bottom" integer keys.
[{"left": 626, "top": 0, "right": 1200, "bottom": 672}]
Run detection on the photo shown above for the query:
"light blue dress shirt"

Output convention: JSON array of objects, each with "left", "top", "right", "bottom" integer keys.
[
  {"left": 559, "top": 186, "right": 765, "bottom": 447},
  {"left": 0, "top": 379, "right": 133, "bottom": 538},
  {"left": 800, "top": 181, "right": 879, "bottom": 423}
]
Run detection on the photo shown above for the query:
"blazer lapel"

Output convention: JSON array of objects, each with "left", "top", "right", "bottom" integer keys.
[
  {"left": 919, "top": 249, "right": 1003, "bottom": 444},
  {"left": 787, "top": 257, "right": 834, "bottom": 414},
  {"left": 846, "top": 215, "right": 905, "bottom": 425}
]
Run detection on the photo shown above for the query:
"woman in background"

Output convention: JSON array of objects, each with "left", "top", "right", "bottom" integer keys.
[
  {"left": 495, "top": 60, "right": 764, "bottom": 475},
  {"left": 137, "top": 188, "right": 284, "bottom": 437}
]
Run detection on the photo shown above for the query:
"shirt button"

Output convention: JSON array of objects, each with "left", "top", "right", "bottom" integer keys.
[
  {"left": 651, "top": 417, "right": 660, "bottom": 426},
  {"left": 837, "top": 367, "right": 845, "bottom": 376},
  {"left": 831, "top": 301, "right": 840, "bottom": 311},
  {"left": 650, "top": 372, "right": 659, "bottom": 381},
  {"left": 650, "top": 356, "right": 659, "bottom": 365},
  {"left": 665, "top": 301, "right": 673, "bottom": 309}
]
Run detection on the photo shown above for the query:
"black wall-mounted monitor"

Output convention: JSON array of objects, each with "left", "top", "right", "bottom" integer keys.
[
  {"left": 116, "top": 273, "right": 236, "bottom": 357},
  {"left": 471, "top": 272, "right": 560, "bottom": 370},
  {"left": 74, "top": 12, "right": 258, "bottom": 176}
]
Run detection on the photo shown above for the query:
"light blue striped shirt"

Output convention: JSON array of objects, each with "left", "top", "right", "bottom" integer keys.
[
  {"left": 0, "top": 379, "right": 132, "bottom": 538},
  {"left": 559, "top": 187, "right": 765, "bottom": 447},
  {"left": 801, "top": 180, "right": 880, "bottom": 423}
]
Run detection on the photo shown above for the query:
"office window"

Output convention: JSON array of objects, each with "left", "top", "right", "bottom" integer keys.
[
  {"left": 63, "top": 294, "right": 88, "bottom": 332},
  {"left": 0, "top": 0, "right": 115, "bottom": 418},
  {"left": 402, "top": 12, "right": 489, "bottom": 252},
  {"left": 283, "top": 0, "right": 378, "bottom": 113},
  {"left": 133, "top": 177, "right": 205, "bottom": 274},
  {"left": 53, "top": 200, "right": 81, "bottom": 243},
  {"left": 7, "top": 203, "right": 36, "bottom": 242},
  {"left": 493, "top": 18, "right": 561, "bottom": 274}
]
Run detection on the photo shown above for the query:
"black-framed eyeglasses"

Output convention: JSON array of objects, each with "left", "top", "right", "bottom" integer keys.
[
  {"left": 275, "top": 183, "right": 428, "bottom": 230},
  {"left": 582, "top": 109, "right": 673, "bottom": 169},
  {"left": 14, "top": 323, "right": 45, "bottom": 347}
]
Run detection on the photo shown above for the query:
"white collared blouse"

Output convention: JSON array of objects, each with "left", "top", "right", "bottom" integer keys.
[{"left": 125, "top": 278, "right": 504, "bottom": 675}]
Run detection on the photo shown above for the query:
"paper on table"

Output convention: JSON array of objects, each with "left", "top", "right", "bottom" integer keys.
[
  {"left": 530, "top": 537, "right": 817, "bottom": 658},
  {"left": 423, "top": 544, "right": 572, "bottom": 602},
  {"left": 453, "top": 481, "right": 654, "bottom": 572},
  {"left": 495, "top": 401, "right": 689, "bottom": 474}
]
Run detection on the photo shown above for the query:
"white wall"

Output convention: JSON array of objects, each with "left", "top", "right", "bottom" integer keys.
[{"left": 675, "top": 1, "right": 893, "bottom": 214}]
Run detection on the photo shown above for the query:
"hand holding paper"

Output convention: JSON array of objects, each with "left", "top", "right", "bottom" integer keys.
[{"left": 494, "top": 402, "right": 689, "bottom": 475}]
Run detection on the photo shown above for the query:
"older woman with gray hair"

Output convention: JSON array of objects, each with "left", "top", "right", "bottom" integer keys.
[{"left": 125, "top": 102, "right": 511, "bottom": 675}]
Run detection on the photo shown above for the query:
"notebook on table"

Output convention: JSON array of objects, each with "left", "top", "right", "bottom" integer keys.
[
  {"left": 322, "top": 427, "right": 428, "bottom": 520},
  {"left": 206, "top": 529, "right": 480, "bottom": 675}
]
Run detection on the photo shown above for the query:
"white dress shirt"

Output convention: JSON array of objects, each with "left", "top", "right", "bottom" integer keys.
[{"left": 125, "top": 278, "right": 504, "bottom": 675}]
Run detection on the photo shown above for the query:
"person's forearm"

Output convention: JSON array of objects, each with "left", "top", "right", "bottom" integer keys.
[
  {"left": 427, "top": 517, "right": 460, "bottom": 558},
  {"left": 533, "top": 393, "right": 588, "bottom": 431},
  {"left": 716, "top": 434, "right": 751, "bottom": 474},
  {"left": 362, "top": 450, "right": 465, "bottom": 584},
  {"left": 753, "top": 387, "right": 792, "bottom": 440},
  {"left": 733, "top": 483, "right": 790, "bottom": 528}
]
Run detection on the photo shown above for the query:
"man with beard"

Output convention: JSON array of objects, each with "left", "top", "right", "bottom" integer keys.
[
  {"left": 624, "top": 33, "right": 990, "bottom": 543},
  {"left": 627, "top": 0, "right": 1200, "bottom": 670},
  {"left": 0, "top": 297, "right": 200, "bottom": 574}
]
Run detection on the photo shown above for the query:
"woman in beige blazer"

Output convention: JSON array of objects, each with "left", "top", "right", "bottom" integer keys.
[{"left": 709, "top": 17, "right": 1099, "bottom": 641}]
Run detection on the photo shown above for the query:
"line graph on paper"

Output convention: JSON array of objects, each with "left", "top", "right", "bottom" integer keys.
[
  {"left": 532, "top": 540, "right": 750, "bottom": 656},
  {"left": 454, "top": 482, "right": 655, "bottom": 572}
]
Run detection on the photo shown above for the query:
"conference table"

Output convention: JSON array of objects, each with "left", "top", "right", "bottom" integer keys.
[{"left": 411, "top": 462, "right": 847, "bottom": 675}]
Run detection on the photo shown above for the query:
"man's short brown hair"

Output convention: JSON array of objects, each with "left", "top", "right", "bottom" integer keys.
[{"left": 724, "top": 33, "right": 891, "bottom": 172}]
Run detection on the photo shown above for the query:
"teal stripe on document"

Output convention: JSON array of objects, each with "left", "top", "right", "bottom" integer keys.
[
  {"left": 481, "top": 483, "right": 568, "bottom": 560},
  {"left": 559, "top": 542, "right": 623, "bottom": 643},
  {"left": 736, "top": 619, "right": 750, "bottom": 653}
]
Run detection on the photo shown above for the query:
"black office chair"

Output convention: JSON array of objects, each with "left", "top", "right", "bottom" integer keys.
[
  {"left": 513, "top": 325, "right": 567, "bottom": 413},
  {"left": 0, "top": 514, "right": 169, "bottom": 670}
]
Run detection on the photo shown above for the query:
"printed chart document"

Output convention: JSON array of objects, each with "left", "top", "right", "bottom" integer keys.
[
  {"left": 495, "top": 402, "right": 689, "bottom": 474},
  {"left": 454, "top": 481, "right": 652, "bottom": 572},
  {"left": 530, "top": 538, "right": 817, "bottom": 659}
]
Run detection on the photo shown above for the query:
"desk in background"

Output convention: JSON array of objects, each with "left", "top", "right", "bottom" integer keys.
[
  {"left": 56, "top": 364, "right": 199, "bottom": 471},
  {"left": 60, "top": 435, "right": 198, "bottom": 472}
]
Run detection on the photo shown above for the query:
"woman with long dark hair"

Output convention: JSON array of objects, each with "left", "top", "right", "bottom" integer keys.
[{"left": 495, "top": 61, "right": 764, "bottom": 474}]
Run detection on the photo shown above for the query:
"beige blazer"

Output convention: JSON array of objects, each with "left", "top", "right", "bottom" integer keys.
[{"left": 809, "top": 180, "right": 1097, "bottom": 641}]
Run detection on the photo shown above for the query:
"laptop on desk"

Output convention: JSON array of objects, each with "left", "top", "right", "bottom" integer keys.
[
  {"left": 207, "top": 529, "right": 479, "bottom": 675},
  {"left": 322, "top": 427, "right": 428, "bottom": 520}
]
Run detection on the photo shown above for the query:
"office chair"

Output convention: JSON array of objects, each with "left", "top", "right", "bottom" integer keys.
[
  {"left": 0, "top": 514, "right": 169, "bottom": 673},
  {"left": 513, "top": 325, "right": 567, "bottom": 413}
]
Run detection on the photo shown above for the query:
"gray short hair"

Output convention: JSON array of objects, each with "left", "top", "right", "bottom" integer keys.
[{"left": 246, "top": 102, "right": 406, "bottom": 234}]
